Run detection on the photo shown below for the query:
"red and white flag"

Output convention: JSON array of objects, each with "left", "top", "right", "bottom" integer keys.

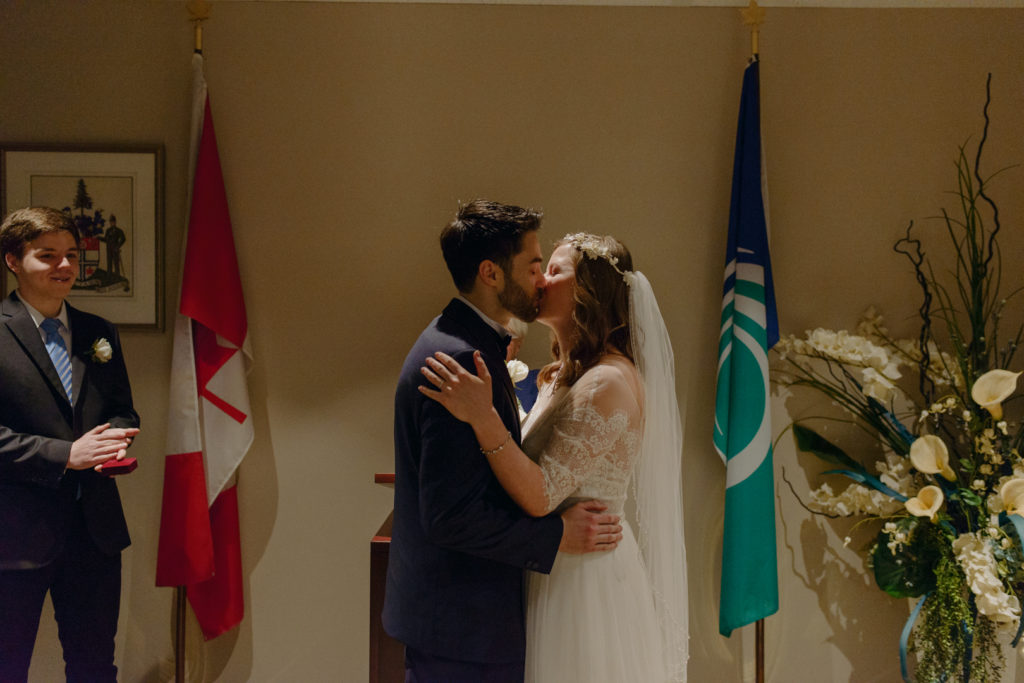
[{"left": 156, "top": 53, "right": 253, "bottom": 640}]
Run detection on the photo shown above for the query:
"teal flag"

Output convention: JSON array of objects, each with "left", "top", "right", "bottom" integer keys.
[{"left": 714, "top": 57, "right": 779, "bottom": 637}]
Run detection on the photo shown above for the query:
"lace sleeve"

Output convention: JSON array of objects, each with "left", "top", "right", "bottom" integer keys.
[{"left": 533, "top": 365, "right": 640, "bottom": 513}]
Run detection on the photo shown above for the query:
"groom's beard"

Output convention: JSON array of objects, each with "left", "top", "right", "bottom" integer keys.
[{"left": 499, "top": 278, "right": 540, "bottom": 323}]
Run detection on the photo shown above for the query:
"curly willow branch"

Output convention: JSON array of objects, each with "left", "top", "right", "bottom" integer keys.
[
  {"left": 894, "top": 220, "right": 936, "bottom": 401},
  {"left": 976, "top": 73, "right": 1002, "bottom": 274}
]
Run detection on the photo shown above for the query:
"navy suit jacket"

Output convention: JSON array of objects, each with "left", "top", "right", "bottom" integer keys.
[
  {"left": 383, "top": 299, "right": 562, "bottom": 664},
  {"left": 0, "top": 292, "right": 139, "bottom": 570}
]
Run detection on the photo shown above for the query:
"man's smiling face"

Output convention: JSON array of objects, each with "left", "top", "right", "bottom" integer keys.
[{"left": 6, "top": 230, "right": 79, "bottom": 309}]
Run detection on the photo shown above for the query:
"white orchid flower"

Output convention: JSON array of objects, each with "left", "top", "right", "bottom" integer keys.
[
  {"left": 971, "top": 369, "right": 1021, "bottom": 420},
  {"left": 905, "top": 485, "right": 944, "bottom": 521},
  {"left": 1001, "top": 479, "right": 1024, "bottom": 516},
  {"left": 909, "top": 435, "right": 956, "bottom": 481},
  {"left": 861, "top": 367, "right": 897, "bottom": 403}
]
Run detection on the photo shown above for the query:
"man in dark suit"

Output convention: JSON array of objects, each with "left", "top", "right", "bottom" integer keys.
[
  {"left": 384, "top": 200, "right": 622, "bottom": 682},
  {"left": 0, "top": 207, "right": 139, "bottom": 682}
]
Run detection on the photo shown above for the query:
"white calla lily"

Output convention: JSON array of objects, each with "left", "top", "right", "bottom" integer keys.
[
  {"left": 905, "top": 485, "right": 944, "bottom": 521},
  {"left": 971, "top": 369, "right": 1021, "bottom": 420},
  {"left": 1001, "top": 478, "right": 1024, "bottom": 516},
  {"left": 909, "top": 435, "right": 956, "bottom": 481}
]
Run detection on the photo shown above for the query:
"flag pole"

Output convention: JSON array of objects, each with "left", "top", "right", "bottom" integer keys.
[
  {"left": 741, "top": 5, "right": 765, "bottom": 683},
  {"left": 742, "top": 0, "right": 763, "bottom": 60},
  {"left": 175, "top": 587, "right": 187, "bottom": 683},
  {"left": 188, "top": 0, "right": 210, "bottom": 54},
  {"left": 176, "top": 6, "right": 210, "bottom": 683}
]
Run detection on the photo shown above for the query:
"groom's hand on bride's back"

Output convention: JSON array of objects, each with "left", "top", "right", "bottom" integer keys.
[{"left": 558, "top": 500, "right": 622, "bottom": 554}]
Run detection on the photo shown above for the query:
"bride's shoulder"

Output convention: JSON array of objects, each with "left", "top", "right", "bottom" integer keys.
[
  {"left": 591, "top": 353, "right": 639, "bottom": 384},
  {"left": 576, "top": 356, "right": 641, "bottom": 405}
]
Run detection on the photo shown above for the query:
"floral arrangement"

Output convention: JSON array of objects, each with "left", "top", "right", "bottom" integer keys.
[{"left": 776, "top": 81, "right": 1024, "bottom": 682}]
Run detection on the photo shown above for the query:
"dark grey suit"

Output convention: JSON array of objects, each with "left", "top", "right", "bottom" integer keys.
[{"left": 0, "top": 291, "right": 139, "bottom": 681}]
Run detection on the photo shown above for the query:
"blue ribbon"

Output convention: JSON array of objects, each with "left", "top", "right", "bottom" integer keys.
[
  {"left": 901, "top": 593, "right": 929, "bottom": 682},
  {"left": 868, "top": 397, "right": 916, "bottom": 449},
  {"left": 824, "top": 468, "right": 909, "bottom": 502}
]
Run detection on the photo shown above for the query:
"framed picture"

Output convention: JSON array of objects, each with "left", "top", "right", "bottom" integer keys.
[{"left": 1, "top": 144, "right": 164, "bottom": 330}]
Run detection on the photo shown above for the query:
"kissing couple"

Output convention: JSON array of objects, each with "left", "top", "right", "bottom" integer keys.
[{"left": 385, "top": 199, "right": 689, "bottom": 682}]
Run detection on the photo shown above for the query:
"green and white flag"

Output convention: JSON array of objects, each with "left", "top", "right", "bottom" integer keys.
[{"left": 714, "top": 57, "right": 780, "bottom": 637}]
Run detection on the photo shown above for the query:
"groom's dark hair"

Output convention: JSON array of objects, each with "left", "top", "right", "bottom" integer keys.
[{"left": 440, "top": 199, "right": 542, "bottom": 293}]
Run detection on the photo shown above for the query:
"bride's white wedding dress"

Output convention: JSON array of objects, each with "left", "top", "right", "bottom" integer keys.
[{"left": 520, "top": 361, "right": 671, "bottom": 683}]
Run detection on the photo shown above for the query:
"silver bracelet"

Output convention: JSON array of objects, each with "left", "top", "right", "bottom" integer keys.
[{"left": 480, "top": 431, "right": 512, "bottom": 456}]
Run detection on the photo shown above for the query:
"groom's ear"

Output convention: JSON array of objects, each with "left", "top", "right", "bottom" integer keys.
[{"left": 477, "top": 259, "right": 504, "bottom": 291}]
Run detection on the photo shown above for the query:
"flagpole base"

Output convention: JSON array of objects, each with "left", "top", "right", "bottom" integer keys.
[
  {"left": 175, "top": 586, "right": 187, "bottom": 683},
  {"left": 756, "top": 618, "right": 765, "bottom": 683}
]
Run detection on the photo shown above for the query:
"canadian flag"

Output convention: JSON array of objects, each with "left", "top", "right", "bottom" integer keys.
[{"left": 155, "top": 53, "right": 253, "bottom": 640}]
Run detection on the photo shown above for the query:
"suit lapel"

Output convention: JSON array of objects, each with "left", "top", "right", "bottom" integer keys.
[{"left": 2, "top": 293, "right": 74, "bottom": 417}]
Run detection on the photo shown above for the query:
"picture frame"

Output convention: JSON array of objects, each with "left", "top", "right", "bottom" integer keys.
[{"left": 1, "top": 143, "right": 164, "bottom": 330}]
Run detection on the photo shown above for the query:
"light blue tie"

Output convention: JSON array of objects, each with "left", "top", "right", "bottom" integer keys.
[{"left": 41, "top": 318, "right": 73, "bottom": 402}]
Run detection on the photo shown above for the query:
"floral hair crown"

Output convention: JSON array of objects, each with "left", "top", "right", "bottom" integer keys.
[{"left": 563, "top": 232, "right": 635, "bottom": 284}]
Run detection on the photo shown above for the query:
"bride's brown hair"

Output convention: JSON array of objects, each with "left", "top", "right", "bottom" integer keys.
[{"left": 539, "top": 234, "right": 634, "bottom": 388}]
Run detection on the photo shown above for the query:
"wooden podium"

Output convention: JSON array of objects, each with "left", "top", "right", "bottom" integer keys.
[{"left": 370, "top": 474, "right": 404, "bottom": 683}]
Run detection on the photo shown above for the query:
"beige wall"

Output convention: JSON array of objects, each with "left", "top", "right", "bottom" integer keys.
[{"left": 2, "top": 1, "right": 1023, "bottom": 681}]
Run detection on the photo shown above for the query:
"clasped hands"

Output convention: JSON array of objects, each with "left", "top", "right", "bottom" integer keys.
[{"left": 69, "top": 423, "right": 140, "bottom": 472}]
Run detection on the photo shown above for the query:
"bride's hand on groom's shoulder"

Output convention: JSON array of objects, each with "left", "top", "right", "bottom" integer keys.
[
  {"left": 558, "top": 500, "right": 622, "bottom": 554},
  {"left": 419, "top": 350, "right": 494, "bottom": 426}
]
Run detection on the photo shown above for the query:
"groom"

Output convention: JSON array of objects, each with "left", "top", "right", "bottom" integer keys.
[{"left": 385, "top": 200, "right": 622, "bottom": 681}]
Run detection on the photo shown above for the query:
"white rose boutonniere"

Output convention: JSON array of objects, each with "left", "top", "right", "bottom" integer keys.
[
  {"left": 91, "top": 337, "right": 113, "bottom": 364},
  {"left": 506, "top": 359, "right": 530, "bottom": 423},
  {"left": 506, "top": 359, "right": 529, "bottom": 384}
]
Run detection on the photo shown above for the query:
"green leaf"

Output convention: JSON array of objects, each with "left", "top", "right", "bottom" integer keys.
[
  {"left": 872, "top": 526, "right": 939, "bottom": 598},
  {"left": 956, "top": 489, "right": 983, "bottom": 507},
  {"left": 959, "top": 458, "right": 975, "bottom": 472},
  {"left": 792, "top": 423, "right": 866, "bottom": 472}
]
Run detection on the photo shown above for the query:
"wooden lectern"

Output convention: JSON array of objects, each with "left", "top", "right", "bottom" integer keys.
[{"left": 370, "top": 474, "right": 404, "bottom": 683}]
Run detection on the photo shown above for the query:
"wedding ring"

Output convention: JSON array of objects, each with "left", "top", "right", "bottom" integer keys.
[{"left": 440, "top": 380, "right": 448, "bottom": 391}]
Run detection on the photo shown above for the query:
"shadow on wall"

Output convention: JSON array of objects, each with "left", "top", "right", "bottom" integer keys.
[{"left": 775, "top": 388, "right": 913, "bottom": 683}]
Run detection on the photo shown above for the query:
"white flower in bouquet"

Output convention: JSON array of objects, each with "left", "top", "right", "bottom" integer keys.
[
  {"left": 905, "top": 485, "right": 944, "bottom": 521},
  {"left": 861, "top": 367, "right": 899, "bottom": 403},
  {"left": 999, "top": 478, "right": 1024, "bottom": 516},
  {"left": 954, "top": 532, "right": 1022, "bottom": 624},
  {"left": 972, "top": 369, "right": 1022, "bottom": 420},
  {"left": 807, "top": 452, "right": 914, "bottom": 517},
  {"left": 909, "top": 435, "right": 956, "bottom": 481},
  {"left": 894, "top": 339, "right": 964, "bottom": 390}
]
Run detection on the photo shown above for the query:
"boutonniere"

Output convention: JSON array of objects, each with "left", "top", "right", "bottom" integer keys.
[
  {"left": 506, "top": 359, "right": 529, "bottom": 384},
  {"left": 91, "top": 337, "right": 113, "bottom": 363},
  {"left": 506, "top": 359, "right": 530, "bottom": 423}
]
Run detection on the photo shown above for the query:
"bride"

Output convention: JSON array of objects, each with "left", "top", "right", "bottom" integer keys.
[{"left": 420, "top": 233, "right": 689, "bottom": 682}]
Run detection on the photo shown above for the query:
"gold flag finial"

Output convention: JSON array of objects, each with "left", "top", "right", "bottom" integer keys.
[
  {"left": 740, "top": 0, "right": 765, "bottom": 57},
  {"left": 187, "top": 0, "right": 212, "bottom": 53}
]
